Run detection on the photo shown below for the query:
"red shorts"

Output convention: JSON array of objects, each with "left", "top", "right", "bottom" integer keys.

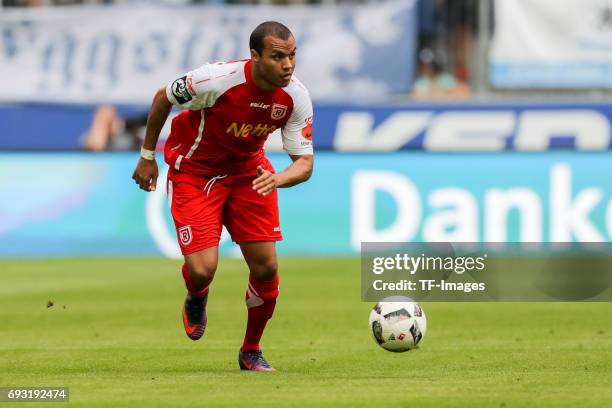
[{"left": 167, "top": 163, "right": 282, "bottom": 255}]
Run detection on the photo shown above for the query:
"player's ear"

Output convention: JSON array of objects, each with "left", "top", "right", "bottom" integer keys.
[{"left": 250, "top": 49, "right": 260, "bottom": 62}]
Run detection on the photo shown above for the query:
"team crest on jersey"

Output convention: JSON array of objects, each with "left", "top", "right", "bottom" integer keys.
[
  {"left": 178, "top": 225, "right": 192, "bottom": 246},
  {"left": 271, "top": 103, "right": 288, "bottom": 120}
]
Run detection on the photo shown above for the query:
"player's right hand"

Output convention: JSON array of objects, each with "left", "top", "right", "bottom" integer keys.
[{"left": 132, "top": 158, "right": 159, "bottom": 192}]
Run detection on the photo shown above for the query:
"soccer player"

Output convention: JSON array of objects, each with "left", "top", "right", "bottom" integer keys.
[{"left": 131, "top": 22, "right": 313, "bottom": 372}]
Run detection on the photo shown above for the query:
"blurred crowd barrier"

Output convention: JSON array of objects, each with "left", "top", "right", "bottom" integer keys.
[
  {"left": 490, "top": 0, "right": 612, "bottom": 89},
  {"left": 3, "top": 0, "right": 612, "bottom": 101},
  {"left": 2, "top": 0, "right": 377, "bottom": 5},
  {"left": 415, "top": 0, "right": 612, "bottom": 96},
  {"left": 0, "top": 1, "right": 415, "bottom": 103}
]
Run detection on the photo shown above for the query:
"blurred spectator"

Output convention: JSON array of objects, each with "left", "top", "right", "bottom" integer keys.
[
  {"left": 2, "top": 0, "right": 44, "bottom": 6},
  {"left": 417, "top": 0, "right": 437, "bottom": 51},
  {"left": 417, "top": 0, "right": 477, "bottom": 84},
  {"left": 446, "top": 0, "right": 476, "bottom": 82},
  {"left": 82, "top": 105, "right": 147, "bottom": 151},
  {"left": 411, "top": 48, "right": 469, "bottom": 100}
]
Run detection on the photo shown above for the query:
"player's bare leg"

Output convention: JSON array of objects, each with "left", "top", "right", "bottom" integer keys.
[
  {"left": 181, "top": 246, "right": 219, "bottom": 340},
  {"left": 238, "top": 241, "right": 278, "bottom": 372}
]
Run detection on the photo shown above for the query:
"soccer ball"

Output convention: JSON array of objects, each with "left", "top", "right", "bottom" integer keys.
[{"left": 368, "top": 297, "right": 427, "bottom": 352}]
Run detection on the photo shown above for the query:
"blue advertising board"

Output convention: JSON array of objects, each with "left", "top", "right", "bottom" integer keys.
[
  {"left": 313, "top": 101, "right": 612, "bottom": 151},
  {"left": 4, "top": 101, "right": 612, "bottom": 151},
  {"left": 1, "top": 152, "right": 611, "bottom": 258}
]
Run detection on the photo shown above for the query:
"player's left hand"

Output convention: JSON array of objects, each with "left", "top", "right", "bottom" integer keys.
[{"left": 252, "top": 166, "right": 279, "bottom": 196}]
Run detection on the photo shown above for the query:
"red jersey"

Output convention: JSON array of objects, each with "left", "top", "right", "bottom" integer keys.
[{"left": 164, "top": 59, "right": 313, "bottom": 177}]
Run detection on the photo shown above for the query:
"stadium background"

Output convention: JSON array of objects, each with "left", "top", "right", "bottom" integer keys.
[{"left": 2, "top": 1, "right": 612, "bottom": 407}]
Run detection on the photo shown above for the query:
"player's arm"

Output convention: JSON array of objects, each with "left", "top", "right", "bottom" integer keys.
[
  {"left": 253, "top": 93, "right": 314, "bottom": 196},
  {"left": 278, "top": 154, "right": 313, "bottom": 187},
  {"left": 253, "top": 154, "right": 313, "bottom": 196},
  {"left": 131, "top": 87, "right": 172, "bottom": 192},
  {"left": 132, "top": 65, "right": 214, "bottom": 192}
]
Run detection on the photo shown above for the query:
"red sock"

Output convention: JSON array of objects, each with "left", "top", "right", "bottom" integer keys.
[
  {"left": 181, "top": 264, "right": 209, "bottom": 298},
  {"left": 242, "top": 274, "right": 279, "bottom": 352}
]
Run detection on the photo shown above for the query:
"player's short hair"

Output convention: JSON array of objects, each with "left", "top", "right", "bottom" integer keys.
[{"left": 250, "top": 21, "right": 293, "bottom": 55}]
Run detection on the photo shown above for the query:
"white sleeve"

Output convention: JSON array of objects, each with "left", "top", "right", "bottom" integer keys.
[
  {"left": 281, "top": 93, "right": 314, "bottom": 155},
  {"left": 165, "top": 64, "right": 217, "bottom": 110}
]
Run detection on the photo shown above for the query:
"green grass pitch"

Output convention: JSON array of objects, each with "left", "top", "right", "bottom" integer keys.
[{"left": 1, "top": 257, "right": 612, "bottom": 407}]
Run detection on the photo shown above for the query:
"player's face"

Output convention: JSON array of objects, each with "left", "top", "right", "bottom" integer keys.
[{"left": 252, "top": 35, "right": 296, "bottom": 89}]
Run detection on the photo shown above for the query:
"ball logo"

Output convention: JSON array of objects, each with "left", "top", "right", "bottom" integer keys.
[
  {"left": 178, "top": 225, "right": 193, "bottom": 246},
  {"left": 410, "top": 322, "right": 423, "bottom": 345},
  {"left": 271, "top": 104, "right": 288, "bottom": 120},
  {"left": 371, "top": 320, "right": 384, "bottom": 345},
  {"left": 414, "top": 304, "right": 423, "bottom": 317}
]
